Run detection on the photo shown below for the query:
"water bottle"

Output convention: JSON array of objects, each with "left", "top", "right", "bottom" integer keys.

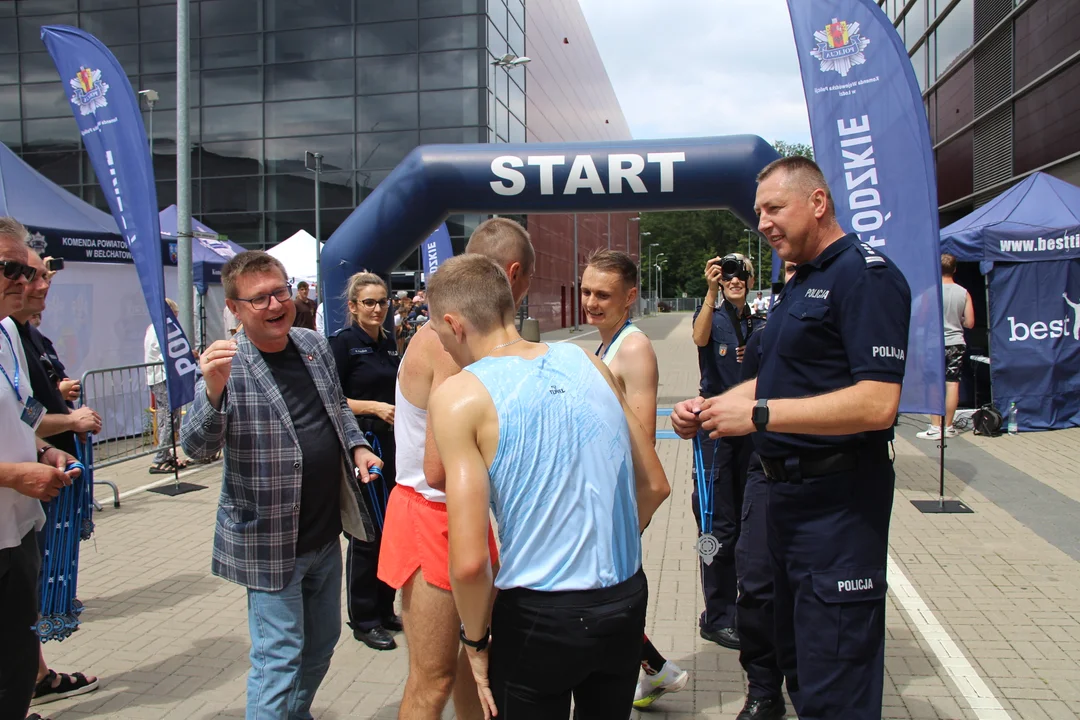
[{"left": 1007, "top": 402, "right": 1018, "bottom": 435}]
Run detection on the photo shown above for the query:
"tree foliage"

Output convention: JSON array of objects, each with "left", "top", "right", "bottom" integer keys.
[{"left": 639, "top": 140, "right": 812, "bottom": 298}]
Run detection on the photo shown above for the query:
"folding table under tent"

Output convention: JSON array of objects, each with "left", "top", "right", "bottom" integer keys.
[{"left": 940, "top": 171, "right": 1080, "bottom": 431}]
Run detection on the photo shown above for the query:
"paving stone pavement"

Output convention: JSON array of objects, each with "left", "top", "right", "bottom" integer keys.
[{"left": 36, "top": 313, "right": 1080, "bottom": 719}]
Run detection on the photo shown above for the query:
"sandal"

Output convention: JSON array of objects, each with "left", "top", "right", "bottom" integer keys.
[
  {"left": 30, "top": 670, "right": 99, "bottom": 706},
  {"left": 148, "top": 461, "right": 175, "bottom": 474}
]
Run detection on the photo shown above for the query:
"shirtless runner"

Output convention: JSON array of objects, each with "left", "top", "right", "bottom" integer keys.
[
  {"left": 581, "top": 250, "right": 689, "bottom": 708},
  {"left": 376, "top": 218, "right": 533, "bottom": 719}
]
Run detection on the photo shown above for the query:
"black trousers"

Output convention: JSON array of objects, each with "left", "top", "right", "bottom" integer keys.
[
  {"left": 691, "top": 431, "right": 752, "bottom": 631},
  {"left": 0, "top": 531, "right": 41, "bottom": 720},
  {"left": 735, "top": 456, "right": 784, "bottom": 699},
  {"left": 488, "top": 570, "right": 648, "bottom": 719},
  {"left": 346, "top": 426, "right": 397, "bottom": 631},
  {"left": 768, "top": 447, "right": 893, "bottom": 720}
]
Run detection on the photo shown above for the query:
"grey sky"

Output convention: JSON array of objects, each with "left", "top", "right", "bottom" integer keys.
[{"left": 579, "top": 0, "right": 812, "bottom": 145}]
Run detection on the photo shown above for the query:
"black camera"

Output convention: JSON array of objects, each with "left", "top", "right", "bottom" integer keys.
[
  {"left": 720, "top": 254, "right": 750, "bottom": 282},
  {"left": 46, "top": 257, "right": 65, "bottom": 272}
]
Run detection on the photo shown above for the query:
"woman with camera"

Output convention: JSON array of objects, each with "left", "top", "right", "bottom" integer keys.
[{"left": 329, "top": 272, "right": 402, "bottom": 651}]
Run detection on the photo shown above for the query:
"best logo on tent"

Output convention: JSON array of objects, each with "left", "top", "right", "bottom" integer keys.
[{"left": 1006, "top": 293, "right": 1080, "bottom": 343}]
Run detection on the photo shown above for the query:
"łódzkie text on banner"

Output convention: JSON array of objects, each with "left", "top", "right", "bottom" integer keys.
[
  {"left": 42, "top": 25, "right": 196, "bottom": 411},
  {"left": 785, "top": 1, "right": 945, "bottom": 414},
  {"left": 423, "top": 223, "right": 454, "bottom": 277}
]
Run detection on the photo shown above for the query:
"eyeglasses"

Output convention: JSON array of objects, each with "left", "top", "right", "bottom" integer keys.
[
  {"left": 358, "top": 298, "right": 389, "bottom": 309},
  {"left": 235, "top": 284, "right": 292, "bottom": 310},
  {"left": 0, "top": 260, "right": 36, "bottom": 282}
]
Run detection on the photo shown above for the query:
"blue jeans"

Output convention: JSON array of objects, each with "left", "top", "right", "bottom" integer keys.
[{"left": 246, "top": 540, "right": 342, "bottom": 720}]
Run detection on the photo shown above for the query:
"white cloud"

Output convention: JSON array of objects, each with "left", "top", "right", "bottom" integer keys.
[{"left": 579, "top": 0, "right": 812, "bottom": 145}]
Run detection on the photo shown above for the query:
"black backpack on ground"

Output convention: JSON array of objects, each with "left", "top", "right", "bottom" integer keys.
[{"left": 972, "top": 404, "right": 1003, "bottom": 436}]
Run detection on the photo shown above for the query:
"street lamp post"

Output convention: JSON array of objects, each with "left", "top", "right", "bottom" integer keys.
[
  {"left": 138, "top": 89, "right": 158, "bottom": 153},
  {"left": 628, "top": 216, "right": 640, "bottom": 314},
  {"left": 653, "top": 253, "right": 665, "bottom": 311},
  {"left": 644, "top": 236, "right": 657, "bottom": 314},
  {"left": 572, "top": 213, "right": 579, "bottom": 332},
  {"left": 655, "top": 264, "right": 664, "bottom": 310},
  {"left": 305, "top": 151, "right": 324, "bottom": 311}
]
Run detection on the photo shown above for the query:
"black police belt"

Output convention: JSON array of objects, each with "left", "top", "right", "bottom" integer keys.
[{"left": 759, "top": 444, "right": 888, "bottom": 484}]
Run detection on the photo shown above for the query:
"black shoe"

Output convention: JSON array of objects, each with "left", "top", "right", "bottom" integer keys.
[
  {"left": 381, "top": 614, "right": 404, "bottom": 632},
  {"left": 353, "top": 625, "right": 397, "bottom": 650},
  {"left": 735, "top": 695, "right": 786, "bottom": 720},
  {"left": 700, "top": 626, "right": 740, "bottom": 649}
]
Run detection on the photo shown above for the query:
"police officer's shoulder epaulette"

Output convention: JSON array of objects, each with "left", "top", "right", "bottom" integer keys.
[
  {"left": 855, "top": 242, "right": 889, "bottom": 267},
  {"left": 330, "top": 326, "right": 349, "bottom": 338}
]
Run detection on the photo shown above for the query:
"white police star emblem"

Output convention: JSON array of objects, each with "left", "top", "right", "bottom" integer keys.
[{"left": 810, "top": 18, "right": 870, "bottom": 78}]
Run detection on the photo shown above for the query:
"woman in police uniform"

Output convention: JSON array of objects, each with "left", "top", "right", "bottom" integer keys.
[{"left": 329, "top": 272, "right": 402, "bottom": 651}]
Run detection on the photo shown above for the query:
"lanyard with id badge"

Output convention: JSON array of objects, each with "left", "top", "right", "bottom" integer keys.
[{"left": 0, "top": 323, "right": 46, "bottom": 430}]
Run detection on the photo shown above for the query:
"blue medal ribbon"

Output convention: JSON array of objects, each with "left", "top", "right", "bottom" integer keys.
[
  {"left": 595, "top": 319, "right": 633, "bottom": 360},
  {"left": 0, "top": 323, "right": 23, "bottom": 402},
  {"left": 362, "top": 431, "right": 390, "bottom": 531},
  {"left": 692, "top": 434, "right": 719, "bottom": 535}
]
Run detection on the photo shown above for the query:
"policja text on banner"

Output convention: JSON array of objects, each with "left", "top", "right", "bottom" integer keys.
[{"left": 41, "top": 25, "right": 196, "bottom": 411}]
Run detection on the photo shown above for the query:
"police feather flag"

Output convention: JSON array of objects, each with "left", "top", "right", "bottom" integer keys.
[
  {"left": 785, "top": 2, "right": 945, "bottom": 414},
  {"left": 423, "top": 222, "right": 454, "bottom": 277},
  {"left": 42, "top": 25, "right": 196, "bottom": 411}
]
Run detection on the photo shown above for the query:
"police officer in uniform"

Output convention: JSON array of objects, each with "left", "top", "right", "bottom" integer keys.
[
  {"left": 690, "top": 252, "right": 765, "bottom": 649},
  {"left": 728, "top": 259, "right": 797, "bottom": 720},
  {"left": 673, "top": 156, "right": 911, "bottom": 720},
  {"left": 329, "top": 272, "right": 403, "bottom": 651}
]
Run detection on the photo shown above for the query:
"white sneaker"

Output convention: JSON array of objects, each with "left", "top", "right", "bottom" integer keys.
[
  {"left": 917, "top": 425, "right": 957, "bottom": 439},
  {"left": 915, "top": 424, "right": 941, "bottom": 440},
  {"left": 633, "top": 661, "right": 689, "bottom": 708}
]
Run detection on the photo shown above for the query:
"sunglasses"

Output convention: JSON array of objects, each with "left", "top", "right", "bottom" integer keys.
[{"left": 0, "top": 260, "right": 37, "bottom": 282}]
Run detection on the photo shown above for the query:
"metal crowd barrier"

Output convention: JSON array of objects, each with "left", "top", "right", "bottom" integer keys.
[{"left": 78, "top": 361, "right": 172, "bottom": 509}]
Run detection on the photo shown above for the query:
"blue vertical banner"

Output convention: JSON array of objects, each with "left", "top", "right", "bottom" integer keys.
[
  {"left": 785, "top": 2, "right": 945, "bottom": 414},
  {"left": 42, "top": 25, "right": 196, "bottom": 410},
  {"left": 422, "top": 223, "right": 454, "bottom": 277}
]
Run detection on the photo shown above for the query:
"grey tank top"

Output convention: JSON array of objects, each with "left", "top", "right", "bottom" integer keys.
[{"left": 942, "top": 283, "right": 967, "bottom": 346}]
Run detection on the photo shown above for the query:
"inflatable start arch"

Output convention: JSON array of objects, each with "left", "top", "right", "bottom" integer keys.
[{"left": 321, "top": 135, "right": 781, "bottom": 332}]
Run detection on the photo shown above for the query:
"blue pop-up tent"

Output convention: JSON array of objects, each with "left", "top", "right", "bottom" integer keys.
[
  {"left": 158, "top": 204, "right": 244, "bottom": 294},
  {"left": 940, "top": 171, "right": 1080, "bottom": 431},
  {"left": 0, "top": 140, "right": 123, "bottom": 254}
]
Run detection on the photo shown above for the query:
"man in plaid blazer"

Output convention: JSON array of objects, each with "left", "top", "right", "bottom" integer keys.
[{"left": 181, "top": 251, "right": 382, "bottom": 720}]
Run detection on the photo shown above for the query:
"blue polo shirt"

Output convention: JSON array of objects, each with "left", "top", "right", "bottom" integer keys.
[
  {"left": 753, "top": 233, "right": 911, "bottom": 457},
  {"left": 693, "top": 299, "right": 766, "bottom": 398}
]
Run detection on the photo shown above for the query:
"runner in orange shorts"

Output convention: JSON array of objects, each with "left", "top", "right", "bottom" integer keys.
[{"left": 376, "top": 218, "right": 535, "bottom": 720}]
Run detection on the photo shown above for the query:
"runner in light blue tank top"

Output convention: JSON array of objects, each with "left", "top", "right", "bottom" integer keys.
[{"left": 465, "top": 342, "right": 641, "bottom": 592}]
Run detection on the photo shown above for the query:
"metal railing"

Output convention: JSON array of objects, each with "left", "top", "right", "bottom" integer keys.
[{"left": 78, "top": 361, "right": 173, "bottom": 508}]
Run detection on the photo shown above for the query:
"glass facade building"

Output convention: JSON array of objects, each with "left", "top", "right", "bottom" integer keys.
[
  {"left": 0, "top": 0, "right": 636, "bottom": 332},
  {"left": 879, "top": 0, "right": 1080, "bottom": 223},
  {"left": 1, "top": 0, "right": 529, "bottom": 262}
]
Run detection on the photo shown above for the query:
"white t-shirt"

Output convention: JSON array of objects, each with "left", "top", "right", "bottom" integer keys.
[
  {"left": 223, "top": 304, "right": 240, "bottom": 333},
  {"left": 144, "top": 323, "right": 165, "bottom": 386},
  {"left": 0, "top": 317, "right": 46, "bottom": 550},
  {"left": 315, "top": 303, "right": 324, "bottom": 335}
]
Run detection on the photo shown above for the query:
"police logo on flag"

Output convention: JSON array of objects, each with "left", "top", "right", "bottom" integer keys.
[
  {"left": 68, "top": 67, "right": 110, "bottom": 116},
  {"left": 810, "top": 18, "right": 870, "bottom": 78}
]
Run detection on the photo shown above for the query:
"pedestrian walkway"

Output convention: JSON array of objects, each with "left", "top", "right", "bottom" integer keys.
[{"left": 37, "top": 313, "right": 1080, "bottom": 719}]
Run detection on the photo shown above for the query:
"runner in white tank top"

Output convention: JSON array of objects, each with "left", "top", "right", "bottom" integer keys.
[
  {"left": 393, "top": 346, "right": 443, "bottom": 502},
  {"left": 581, "top": 251, "right": 689, "bottom": 709}
]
